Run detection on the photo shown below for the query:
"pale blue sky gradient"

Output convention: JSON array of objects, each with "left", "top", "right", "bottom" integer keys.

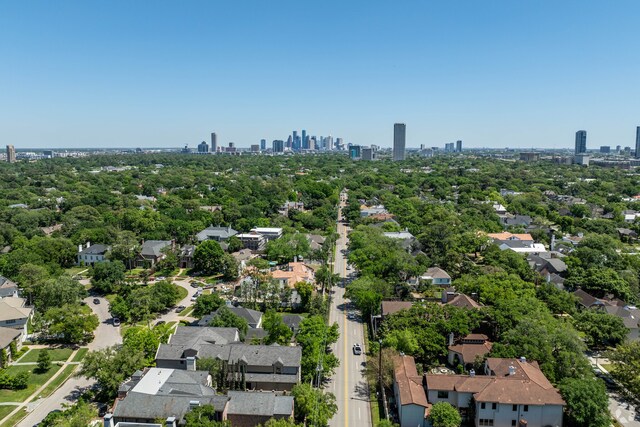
[{"left": 1, "top": 1, "right": 639, "bottom": 149}]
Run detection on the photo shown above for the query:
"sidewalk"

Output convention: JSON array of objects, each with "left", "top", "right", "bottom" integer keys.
[
  {"left": 591, "top": 357, "right": 640, "bottom": 427},
  {"left": 0, "top": 348, "right": 80, "bottom": 426}
]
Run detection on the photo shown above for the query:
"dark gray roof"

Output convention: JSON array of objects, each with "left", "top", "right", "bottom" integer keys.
[
  {"left": 244, "top": 373, "right": 299, "bottom": 384},
  {"left": 169, "top": 326, "right": 240, "bottom": 346},
  {"left": 113, "top": 394, "right": 226, "bottom": 421},
  {"left": 79, "top": 244, "right": 111, "bottom": 255},
  {"left": 140, "top": 240, "right": 172, "bottom": 258},
  {"left": 0, "top": 326, "right": 21, "bottom": 349},
  {"left": 198, "top": 307, "right": 263, "bottom": 328},
  {"left": 196, "top": 226, "right": 238, "bottom": 241},
  {"left": 282, "top": 314, "right": 304, "bottom": 331},
  {"left": 245, "top": 328, "right": 268, "bottom": 342},
  {"left": 226, "top": 391, "right": 294, "bottom": 417}
]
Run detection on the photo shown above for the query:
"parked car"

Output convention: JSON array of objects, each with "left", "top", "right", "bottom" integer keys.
[
  {"left": 156, "top": 320, "right": 166, "bottom": 326},
  {"left": 175, "top": 305, "right": 186, "bottom": 313},
  {"left": 93, "top": 298, "right": 100, "bottom": 304},
  {"left": 353, "top": 344, "right": 362, "bottom": 355},
  {"left": 156, "top": 276, "right": 166, "bottom": 281},
  {"left": 112, "top": 317, "right": 121, "bottom": 327},
  {"left": 347, "top": 313, "right": 356, "bottom": 320},
  {"left": 190, "top": 282, "right": 199, "bottom": 288}
]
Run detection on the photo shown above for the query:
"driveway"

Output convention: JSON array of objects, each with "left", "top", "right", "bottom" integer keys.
[{"left": 152, "top": 277, "right": 199, "bottom": 326}]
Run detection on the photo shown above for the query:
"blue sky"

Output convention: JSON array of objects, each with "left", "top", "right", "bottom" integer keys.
[{"left": 1, "top": 1, "right": 639, "bottom": 149}]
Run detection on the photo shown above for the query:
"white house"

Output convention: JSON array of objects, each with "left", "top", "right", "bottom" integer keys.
[
  {"left": 78, "top": 243, "right": 111, "bottom": 266},
  {"left": 393, "top": 355, "right": 429, "bottom": 427}
]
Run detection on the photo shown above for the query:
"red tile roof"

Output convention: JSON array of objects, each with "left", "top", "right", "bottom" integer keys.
[{"left": 394, "top": 355, "right": 429, "bottom": 408}]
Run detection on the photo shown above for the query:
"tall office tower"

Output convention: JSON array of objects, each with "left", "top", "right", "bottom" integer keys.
[
  {"left": 393, "top": 123, "right": 406, "bottom": 161},
  {"left": 349, "top": 145, "right": 362, "bottom": 160},
  {"left": 260, "top": 139, "right": 267, "bottom": 150},
  {"left": 301, "top": 130, "right": 307, "bottom": 149},
  {"left": 635, "top": 127, "right": 640, "bottom": 158},
  {"left": 6, "top": 145, "right": 15, "bottom": 163},
  {"left": 600, "top": 146, "right": 611, "bottom": 154},
  {"left": 335, "top": 137, "right": 343, "bottom": 150},
  {"left": 575, "top": 130, "right": 587, "bottom": 155},
  {"left": 361, "top": 147, "right": 375, "bottom": 161},
  {"left": 210, "top": 132, "right": 217, "bottom": 152},
  {"left": 292, "top": 131, "right": 298, "bottom": 145},
  {"left": 197, "top": 141, "right": 209, "bottom": 153},
  {"left": 251, "top": 145, "right": 260, "bottom": 152},
  {"left": 456, "top": 140, "right": 463, "bottom": 152},
  {"left": 287, "top": 135, "right": 293, "bottom": 149},
  {"left": 272, "top": 140, "right": 284, "bottom": 153}
]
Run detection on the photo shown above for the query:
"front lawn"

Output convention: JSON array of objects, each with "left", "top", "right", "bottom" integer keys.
[
  {"left": 0, "top": 364, "right": 62, "bottom": 403},
  {"left": 0, "top": 405, "right": 17, "bottom": 421},
  {"left": 173, "top": 284, "right": 188, "bottom": 301},
  {"left": 0, "top": 407, "right": 25, "bottom": 427},
  {"left": 38, "top": 364, "right": 78, "bottom": 399},
  {"left": 71, "top": 348, "right": 88, "bottom": 362},
  {"left": 17, "top": 348, "right": 73, "bottom": 363}
]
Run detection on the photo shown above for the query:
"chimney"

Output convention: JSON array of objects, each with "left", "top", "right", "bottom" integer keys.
[
  {"left": 189, "top": 400, "right": 201, "bottom": 409},
  {"left": 86, "top": 241, "right": 91, "bottom": 248},
  {"left": 550, "top": 234, "right": 556, "bottom": 251},
  {"left": 103, "top": 414, "right": 114, "bottom": 427},
  {"left": 78, "top": 244, "right": 83, "bottom": 253},
  {"left": 508, "top": 365, "right": 516, "bottom": 376},
  {"left": 186, "top": 356, "right": 196, "bottom": 371},
  {"left": 519, "top": 356, "right": 527, "bottom": 363},
  {"left": 469, "top": 369, "right": 475, "bottom": 377},
  {"left": 166, "top": 416, "right": 177, "bottom": 427},
  {"left": 448, "top": 332, "right": 454, "bottom": 346}
]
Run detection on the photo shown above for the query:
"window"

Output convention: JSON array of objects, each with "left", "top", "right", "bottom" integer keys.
[
  {"left": 524, "top": 405, "right": 528, "bottom": 412},
  {"left": 5, "top": 319, "right": 16, "bottom": 324},
  {"left": 479, "top": 420, "right": 494, "bottom": 426},
  {"left": 492, "top": 403, "right": 497, "bottom": 410},
  {"left": 480, "top": 402, "right": 486, "bottom": 409},
  {"left": 437, "top": 391, "right": 449, "bottom": 399},
  {"left": 512, "top": 404, "right": 518, "bottom": 411},
  {"left": 512, "top": 421, "right": 517, "bottom": 426}
]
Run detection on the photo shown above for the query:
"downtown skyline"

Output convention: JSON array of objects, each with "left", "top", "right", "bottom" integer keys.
[{"left": 1, "top": 1, "right": 640, "bottom": 149}]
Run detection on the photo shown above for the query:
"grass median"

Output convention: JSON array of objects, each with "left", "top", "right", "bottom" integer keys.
[{"left": 38, "top": 364, "right": 79, "bottom": 399}]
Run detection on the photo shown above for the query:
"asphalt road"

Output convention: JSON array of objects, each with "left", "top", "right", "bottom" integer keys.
[
  {"left": 327, "top": 195, "right": 372, "bottom": 427},
  {"left": 19, "top": 278, "right": 196, "bottom": 427}
]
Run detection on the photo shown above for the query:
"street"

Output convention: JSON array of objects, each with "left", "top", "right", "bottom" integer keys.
[
  {"left": 327, "top": 194, "right": 372, "bottom": 427},
  {"left": 18, "top": 277, "right": 196, "bottom": 426}
]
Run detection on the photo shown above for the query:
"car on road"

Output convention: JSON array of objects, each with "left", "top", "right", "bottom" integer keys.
[
  {"left": 353, "top": 344, "right": 362, "bottom": 355},
  {"left": 347, "top": 313, "right": 355, "bottom": 320},
  {"left": 93, "top": 298, "right": 100, "bottom": 304},
  {"left": 112, "top": 317, "right": 121, "bottom": 326},
  {"left": 156, "top": 276, "right": 166, "bottom": 281},
  {"left": 190, "top": 282, "right": 199, "bottom": 288},
  {"left": 156, "top": 320, "right": 166, "bottom": 326},
  {"left": 175, "top": 305, "right": 186, "bottom": 312}
]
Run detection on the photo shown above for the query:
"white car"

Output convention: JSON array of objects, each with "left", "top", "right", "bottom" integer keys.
[{"left": 353, "top": 344, "right": 362, "bottom": 355}]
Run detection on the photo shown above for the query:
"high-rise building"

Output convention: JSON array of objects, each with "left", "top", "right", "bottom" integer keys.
[
  {"left": 301, "top": 130, "right": 307, "bottom": 150},
  {"left": 393, "top": 123, "right": 406, "bottom": 161},
  {"left": 197, "top": 141, "right": 209, "bottom": 153},
  {"left": 362, "top": 147, "right": 375, "bottom": 161},
  {"left": 575, "top": 130, "right": 587, "bottom": 155},
  {"left": 260, "top": 139, "right": 267, "bottom": 151},
  {"left": 456, "top": 140, "right": 463, "bottom": 152},
  {"left": 251, "top": 144, "right": 260, "bottom": 152},
  {"left": 635, "top": 127, "right": 640, "bottom": 159},
  {"left": 600, "top": 146, "right": 611, "bottom": 154},
  {"left": 272, "top": 140, "right": 284, "bottom": 153},
  {"left": 349, "top": 145, "right": 361, "bottom": 160},
  {"left": 210, "top": 132, "right": 217, "bottom": 152},
  {"left": 445, "top": 142, "right": 455, "bottom": 152},
  {"left": 6, "top": 145, "right": 15, "bottom": 163}
]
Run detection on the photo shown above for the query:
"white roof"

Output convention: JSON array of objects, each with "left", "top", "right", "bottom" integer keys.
[
  {"left": 131, "top": 368, "right": 174, "bottom": 395},
  {"left": 251, "top": 227, "right": 283, "bottom": 233},
  {"left": 383, "top": 232, "right": 414, "bottom": 240}
]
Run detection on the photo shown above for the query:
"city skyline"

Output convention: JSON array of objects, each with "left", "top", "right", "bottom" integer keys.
[{"left": 1, "top": 2, "right": 640, "bottom": 149}]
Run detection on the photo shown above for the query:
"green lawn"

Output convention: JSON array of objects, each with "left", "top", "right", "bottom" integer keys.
[
  {"left": 600, "top": 363, "right": 615, "bottom": 373},
  {"left": 173, "top": 284, "right": 188, "bottom": 301},
  {"left": 71, "top": 348, "right": 88, "bottom": 362},
  {"left": 179, "top": 306, "right": 194, "bottom": 317},
  {"left": 38, "top": 364, "right": 78, "bottom": 399},
  {"left": 0, "top": 405, "right": 17, "bottom": 422},
  {"left": 0, "top": 364, "right": 62, "bottom": 403},
  {"left": 64, "top": 267, "right": 88, "bottom": 277},
  {"left": 18, "top": 348, "right": 73, "bottom": 363},
  {"left": 0, "top": 407, "right": 25, "bottom": 427}
]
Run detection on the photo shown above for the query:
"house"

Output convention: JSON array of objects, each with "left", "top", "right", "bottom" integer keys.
[
  {"left": 492, "top": 203, "right": 508, "bottom": 215},
  {"left": 282, "top": 314, "right": 304, "bottom": 334},
  {"left": 306, "top": 234, "right": 326, "bottom": 251},
  {"left": 527, "top": 254, "right": 568, "bottom": 276},
  {"left": 441, "top": 291, "right": 483, "bottom": 310},
  {"left": 196, "top": 226, "right": 238, "bottom": 242},
  {"left": 420, "top": 267, "right": 451, "bottom": 287},
  {"left": 0, "top": 276, "right": 19, "bottom": 298},
  {"left": 447, "top": 334, "right": 493, "bottom": 368},
  {"left": 573, "top": 289, "right": 640, "bottom": 341},
  {"left": 250, "top": 227, "right": 283, "bottom": 242},
  {"left": 393, "top": 355, "right": 429, "bottom": 427},
  {"left": 198, "top": 307, "right": 263, "bottom": 329},
  {"left": 500, "top": 214, "right": 533, "bottom": 228},
  {"left": 372, "top": 301, "right": 414, "bottom": 335},
  {"left": 487, "top": 232, "right": 545, "bottom": 254},
  {"left": 155, "top": 326, "right": 302, "bottom": 391},
  {"left": 236, "top": 232, "right": 266, "bottom": 251},
  {"left": 425, "top": 357, "right": 565, "bottom": 427},
  {"left": 77, "top": 242, "right": 111, "bottom": 266},
  {"left": 360, "top": 205, "right": 388, "bottom": 217},
  {"left": 110, "top": 367, "right": 293, "bottom": 427},
  {"left": 137, "top": 240, "right": 173, "bottom": 267},
  {"left": 179, "top": 245, "right": 195, "bottom": 269},
  {"left": 0, "top": 326, "right": 22, "bottom": 364},
  {"left": 0, "top": 297, "right": 33, "bottom": 340},
  {"left": 486, "top": 232, "right": 534, "bottom": 245},
  {"left": 271, "top": 262, "right": 314, "bottom": 288},
  {"left": 618, "top": 228, "right": 638, "bottom": 241},
  {"left": 383, "top": 230, "right": 417, "bottom": 251}
]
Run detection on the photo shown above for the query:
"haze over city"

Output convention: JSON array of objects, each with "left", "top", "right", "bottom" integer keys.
[{"left": 1, "top": 1, "right": 640, "bottom": 149}]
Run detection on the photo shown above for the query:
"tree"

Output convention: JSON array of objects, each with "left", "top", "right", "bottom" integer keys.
[
  {"left": 184, "top": 404, "right": 230, "bottom": 427},
  {"left": 296, "top": 315, "right": 340, "bottom": 381},
  {"left": 291, "top": 383, "right": 337, "bottom": 427},
  {"left": 108, "top": 230, "right": 140, "bottom": 270},
  {"left": 44, "top": 304, "right": 99, "bottom": 343},
  {"left": 259, "top": 419, "right": 299, "bottom": 427},
  {"left": 295, "top": 281, "right": 313, "bottom": 312},
  {"left": 263, "top": 310, "right": 293, "bottom": 345},
  {"left": 265, "top": 233, "right": 311, "bottom": 262},
  {"left": 573, "top": 310, "right": 628, "bottom": 349},
  {"left": 193, "top": 240, "right": 225, "bottom": 275},
  {"left": 36, "top": 275, "right": 87, "bottom": 313},
  {"left": 17, "top": 263, "right": 49, "bottom": 305},
  {"left": 193, "top": 293, "right": 225, "bottom": 318},
  {"left": 37, "top": 349, "right": 52, "bottom": 372},
  {"left": 90, "top": 260, "right": 126, "bottom": 293},
  {"left": 122, "top": 326, "right": 162, "bottom": 364},
  {"left": 208, "top": 306, "right": 248, "bottom": 338},
  {"left": 428, "top": 402, "right": 461, "bottom": 427},
  {"left": 606, "top": 341, "right": 640, "bottom": 398},
  {"left": 226, "top": 235, "right": 243, "bottom": 253},
  {"left": 40, "top": 399, "right": 98, "bottom": 427},
  {"left": 559, "top": 377, "right": 610, "bottom": 427},
  {"left": 219, "top": 253, "right": 239, "bottom": 281},
  {"left": 79, "top": 345, "right": 147, "bottom": 398}
]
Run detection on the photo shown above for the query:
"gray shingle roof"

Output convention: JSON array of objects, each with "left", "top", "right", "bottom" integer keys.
[
  {"left": 140, "top": 240, "right": 172, "bottom": 258},
  {"left": 198, "top": 307, "right": 263, "bottom": 328},
  {"left": 196, "top": 226, "right": 238, "bottom": 242},
  {"left": 0, "top": 326, "right": 21, "bottom": 349},
  {"left": 226, "top": 391, "right": 294, "bottom": 417},
  {"left": 78, "top": 244, "right": 111, "bottom": 255}
]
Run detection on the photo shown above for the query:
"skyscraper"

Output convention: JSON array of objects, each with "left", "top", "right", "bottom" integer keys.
[
  {"left": 456, "top": 140, "right": 463, "bottom": 152},
  {"left": 393, "top": 123, "right": 406, "bottom": 161},
  {"left": 210, "top": 132, "right": 217, "bottom": 153},
  {"left": 272, "top": 140, "right": 284, "bottom": 153},
  {"left": 635, "top": 127, "right": 640, "bottom": 159},
  {"left": 575, "top": 130, "right": 587, "bottom": 155},
  {"left": 6, "top": 145, "right": 15, "bottom": 163},
  {"left": 197, "top": 141, "right": 209, "bottom": 153},
  {"left": 301, "top": 130, "right": 308, "bottom": 149},
  {"left": 260, "top": 139, "right": 267, "bottom": 151}
]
